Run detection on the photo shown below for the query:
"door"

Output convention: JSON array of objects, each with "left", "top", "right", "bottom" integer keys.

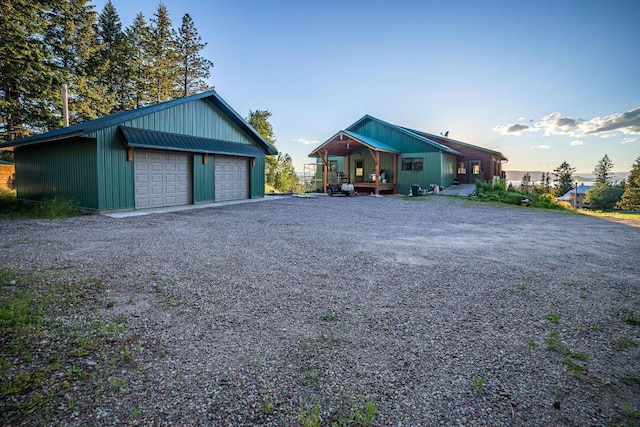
[
  {"left": 215, "top": 156, "right": 249, "bottom": 201},
  {"left": 135, "top": 150, "right": 191, "bottom": 208},
  {"left": 355, "top": 160, "right": 364, "bottom": 183}
]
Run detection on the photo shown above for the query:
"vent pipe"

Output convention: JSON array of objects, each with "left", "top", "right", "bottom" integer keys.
[{"left": 62, "top": 84, "right": 69, "bottom": 127}]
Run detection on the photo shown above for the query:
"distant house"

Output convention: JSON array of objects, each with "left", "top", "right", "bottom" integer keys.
[
  {"left": 0, "top": 91, "right": 277, "bottom": 212},
  {"left": 309, "top": 115, "right": 507, "bottom": 195},
  {"left": 557, "top": 184, "right": 593, "bottom": 208}
]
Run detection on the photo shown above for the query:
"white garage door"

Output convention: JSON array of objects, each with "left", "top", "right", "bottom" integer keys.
[
  {"left": 135, "top": 150, "right": 191, "bottom": 208},
  {"left": 215, "top": 156, "right": 249, "bottom": 201}
]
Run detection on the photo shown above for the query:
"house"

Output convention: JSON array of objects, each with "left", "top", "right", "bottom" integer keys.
[
  {"left": 557, "top": 184, "right": 593, "bottom": 208},
  {"left": 0, "top": 90, "right": 277, "bottom": 212},
  {"left": 309, "top": 115, "right": 507, "bottom": 195}
]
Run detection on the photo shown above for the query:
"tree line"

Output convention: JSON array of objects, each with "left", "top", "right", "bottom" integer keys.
[
  {"left": 518, "top": 155, "right": 640, "bottom": 210},
  {"left": 1, "top": 0, "right": 213, "bottom": 142}
]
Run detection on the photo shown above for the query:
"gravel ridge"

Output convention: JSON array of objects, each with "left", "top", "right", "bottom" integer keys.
[{"left": 1, "top": 195, "right": 639, "bottom": 426}]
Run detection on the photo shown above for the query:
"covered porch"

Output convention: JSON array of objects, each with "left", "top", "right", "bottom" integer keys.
[{"left": 310, "top": 130, "right": 400, "bottom": 195}]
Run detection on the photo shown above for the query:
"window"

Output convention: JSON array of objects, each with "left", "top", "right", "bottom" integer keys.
[
  {"left": 402, "top": 157, "right": 423, "bottom": 171},
  {"left": 473, "top": 163, "right": 480, "bottom": 175},
  {"left": 329, "top": 160, "right": 338, "bottom": 171},
  {"left": 457, "top": 162, "right": 466, "bottom": 174}
]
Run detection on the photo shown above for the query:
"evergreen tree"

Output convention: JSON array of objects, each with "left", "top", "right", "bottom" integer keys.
[
  {"left": 96, "top": 0, "right": 133, "bottom": 112},
  {"left": 553, "top": 161, "right": 576, "bottom": 197},
  {"left": 125, "top": 13, "right": 153, "bottom": 108},
  {"left": 175, "top": 14, "right": 213, "bottom": 97},
  {"left": 593, "top": 154, "right": 614, "bottom": 185},
  {"left": 274, "top": 153, "right": 301, "bottom": 192},
  {"left": 585, "top": 183, "right": 624, "bottom": 210},
  {"left": 0, "top": 0, "right": 59, "bottom": 140},
  {"left": 147, "top": 3, "right": 179, "bottom": 103},
  {"left": 519, "top": 172, "right": 532, "bottom": 193},
  {"left": 46, "top": 0, "right": 116, "bottom": 123},
  {"left": 618, "top": 156, "right": 640, "bottom": 210},
  {"left": 247, "top": 109, "right": 278, "bottom": 187}
]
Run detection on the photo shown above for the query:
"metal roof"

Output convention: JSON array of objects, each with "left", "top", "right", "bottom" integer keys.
[
  {"left": 402, "top": 126, "right": 508, "bottom": 161},
  {"left": 557, "top": 184, "right": 593, "bottom": 200},
  {"left": 0, "top": 90, "right": 277, "bottom": 155},
  {"left": 346, "top": 115, "right": 462, "bottom": 156},
  {"left": 309, "top": 130, "right": 400, "bottom": 157},
  {"left": 120, "top": 127, "right": 265, "bottom": 157}
]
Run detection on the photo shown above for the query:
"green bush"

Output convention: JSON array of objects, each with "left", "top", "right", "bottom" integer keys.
[
  {"left": 474, "top": 180, "right": 567, "bottom": 210},
  {"left": 0, "top": 192, "right": 81, "bottom": 218}
]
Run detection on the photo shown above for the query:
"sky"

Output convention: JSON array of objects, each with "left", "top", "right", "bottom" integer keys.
[{"left": 92, "top": 0, "right": 640, "bottom": 174}]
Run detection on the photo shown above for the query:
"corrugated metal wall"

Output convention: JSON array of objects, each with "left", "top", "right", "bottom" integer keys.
[
  {"left": 193, "top": 154, "right": 215, "bottom": 202},
  {"left": 395, "top": 152, "right": 442, "bottom": 194},
  {"left": 14, "top": 139, "right": 99, "bottom": 209},
  {"left": 251, "top": 156, "right": 266, "bottom": 197}
]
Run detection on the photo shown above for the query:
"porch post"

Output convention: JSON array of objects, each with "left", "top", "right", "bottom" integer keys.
[
  {"left": 345, "top": 153, "right": 350, "bottom": 182},
  {"left": 374, "top": 150, "right": 380, "bottom": 195},
  {"left": 323, "top": 150, "right": 329, "bottom": 193},
  {"left": 393, "top": 153, "right": 398, "bottom": 193}
]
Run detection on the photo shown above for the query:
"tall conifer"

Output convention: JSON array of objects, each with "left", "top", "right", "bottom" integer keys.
[{"left": 175, "top": 14, "right": 213, "bottom": 97}]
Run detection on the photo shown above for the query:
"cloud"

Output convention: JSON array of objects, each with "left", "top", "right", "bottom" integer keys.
[
  {"left": 530, "top": 145, "right": 550, "bottom": 149},
  {"left": 294, "top": 138, "right": 319, "bottom": 145},
  {"left": 570, "top": 140, "right": 584, "bottom": 146},
  {"left": 621, "top": 137, "right": 637, "bottom": 144},
  {"left": 494, "top": 106, "right": 640, "bottom": 138},
  {"left": 493, "top": 123, "right": 535, "bottom": 135}
]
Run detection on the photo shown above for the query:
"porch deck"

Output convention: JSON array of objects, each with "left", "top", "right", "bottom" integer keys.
[{"left": 352, "top": 182, "right": 396, "bottom": 194}]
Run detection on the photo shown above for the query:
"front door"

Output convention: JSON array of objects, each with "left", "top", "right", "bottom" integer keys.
[{"left": 355, "top": 160, "right": 364, "bottom": 183}]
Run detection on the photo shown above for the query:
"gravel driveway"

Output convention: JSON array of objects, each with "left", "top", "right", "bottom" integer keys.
[{"left": 2, "top": 195, "right": 639, "bottom": 426}]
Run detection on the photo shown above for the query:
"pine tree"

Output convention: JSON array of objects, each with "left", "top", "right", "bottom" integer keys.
[
  {"left": 46, "top": 0, "right": 116, "bottom": 124},
  {"left": 247, "top": 110, "right": 277, "bottom": 187},
  {"left": 147, "top": 3, "right": 179, "bottom": 103},
  {"left": 175, "top": 14, "right": 213, "bottom": 97},
  {"left": 96, "top": 0, "right": 133, "bottom": 112},
  {"left": 618, "top": 156, "right": 640, "bottom": 210},
  {"left": 125, "top": 13, "right": 153, "bottom": 108},
  {"left": 593, "top": 154, "right": 614, "bottom": 185},
  {"left": 0, "top": 0, "right": 59, "bottom": 140},
  {"left": 553, "top": 161, "right": 576, "bottom": 197},
  {"left": 520, "top": 172, "right": 532, "bottom": 193}
]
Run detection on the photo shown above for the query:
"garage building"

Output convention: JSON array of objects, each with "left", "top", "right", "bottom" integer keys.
[{"left": 0, "top": 90, "right": 277, "bottom": 212}]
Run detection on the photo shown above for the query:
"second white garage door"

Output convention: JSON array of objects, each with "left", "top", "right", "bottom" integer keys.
[
  {"left": 135, "top": 150, "right": 191, "bottom": 208},
  {"left": 215, "top": 156, "right": 248, "bottom": 201}
]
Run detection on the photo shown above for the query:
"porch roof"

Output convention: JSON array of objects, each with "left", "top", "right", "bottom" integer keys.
[{"left": 309, "top": 130, "right": 400, "bottom": 157}]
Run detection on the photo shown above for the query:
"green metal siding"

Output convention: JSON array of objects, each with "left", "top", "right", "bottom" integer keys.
[
  {"left": 14, "top": 139, "right": 99, "bottom": 209},
  {"left": 396, "top": 152, "right": 443, "bottom": 195},
  {"left": 193, "top": 154, "right": 214, "bottom": 202},
  {"left": 251, "top": 156, "right": 265, "bottom": 197},
  {"left": 93, "top": 126, "right": 134, "bottom": 210},
  {"left": 441, "top": 153, "right": 457, "bottom": 187},
  {"left": 347, "top": 149, "right": 394, "bottom": 183},
  {"left": 350, "top": 120, "right": 440, "bottom": 154}
]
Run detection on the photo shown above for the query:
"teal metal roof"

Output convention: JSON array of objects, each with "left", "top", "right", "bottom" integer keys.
[
  {"left": 0, "top": 90, "right": 277, "bottom": 155},
  {"left": 120, "top": 127, "right": 264, "bottom": 157},
  {"left": 402, "top": 126, "right": 507, "bottom": 160},
  {"left": 342, "top": 130, "right": 399, "bottom": 153},
  {"left": 346, "top": 115, "right": 462, "bottom": 156}
]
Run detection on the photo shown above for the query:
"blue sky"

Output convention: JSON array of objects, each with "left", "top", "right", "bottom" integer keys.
[{"left": 94, "top": 0, "right": 640, "bottom": 174}]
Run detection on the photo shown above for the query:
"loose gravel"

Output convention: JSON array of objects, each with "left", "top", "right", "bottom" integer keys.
[{"left": 1, "top": 195, "right": 639, "bottom": 426}]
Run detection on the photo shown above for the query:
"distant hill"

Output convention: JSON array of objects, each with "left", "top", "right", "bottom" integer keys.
[{"left": 505, "top": 170, "right": 629, "bottom": 183}]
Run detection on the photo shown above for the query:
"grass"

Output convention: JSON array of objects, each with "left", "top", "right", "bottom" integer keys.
[
  {"left": 546, "top": 311, "right": 562, "bottom": 324},
  {"left": 471, "top": 374, "right": 486, "bottom": 394},
  {"left": 0, "top": 189, "right": 81, "bottom": 218},
  {"left": 544, "top": 331, "right": 590, "bottom": 378},
  {"left": 577, "top": 209, "right": 640, "bottom": 223},
  {"left": 622, "top": 310, "right": 640, "bottom": 325},
  {"left": 0, "top": 266, "right": 146, "bottom": 424}
]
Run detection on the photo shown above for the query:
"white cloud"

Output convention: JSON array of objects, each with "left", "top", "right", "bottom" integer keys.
[
  {"left": 530, "top": 145, "right": 550, "bottom": 150},
  {"left": 493, "top": 123, "right": 536, "bottom": 135},
  {"left": 570, "top": 140, "right": 584, "bottom": 146},
  {"left": 600, "top": 133, "right": 617, "bottom": 139},
  {"left": 294, "top": 138, "right": 319, "bottom": 145},
  {"left": 494, "top": 106, "right": 640, "bottom": 138},
  {"left": 621, "top": 137, "right": 637, "bottom": 144},
  {"left": 517, "top": 117, "right": 527, "bottom": 122}
]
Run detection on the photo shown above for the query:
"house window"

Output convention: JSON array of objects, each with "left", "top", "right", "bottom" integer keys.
[
  {"left": 402, "top": 157, "right": 423, "bottom": 171},
  {"left": 329, "top": 160, "right": 338, "bottom": 171},
  {"left": 457, "top": 162, "right": 466, "bottom": 174},
  {"left": 470, "top": 161, "right": 480, "bottom": 175}
]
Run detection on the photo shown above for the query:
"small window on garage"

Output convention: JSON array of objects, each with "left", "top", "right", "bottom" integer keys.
[{"left": 402, "top": 158, "right": 423, "bottom": 171}]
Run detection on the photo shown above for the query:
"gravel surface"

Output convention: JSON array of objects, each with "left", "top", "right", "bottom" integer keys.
[{"left": 1, "top": 195, "right": 639, "bottom": 426}]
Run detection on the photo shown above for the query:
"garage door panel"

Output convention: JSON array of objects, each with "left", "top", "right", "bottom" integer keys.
[
  {"left": 215, "top": 156, "right": 248, "bottom": 202},
  {"left": 135, "top": 150, "right": 191, "bottom": 208}
]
